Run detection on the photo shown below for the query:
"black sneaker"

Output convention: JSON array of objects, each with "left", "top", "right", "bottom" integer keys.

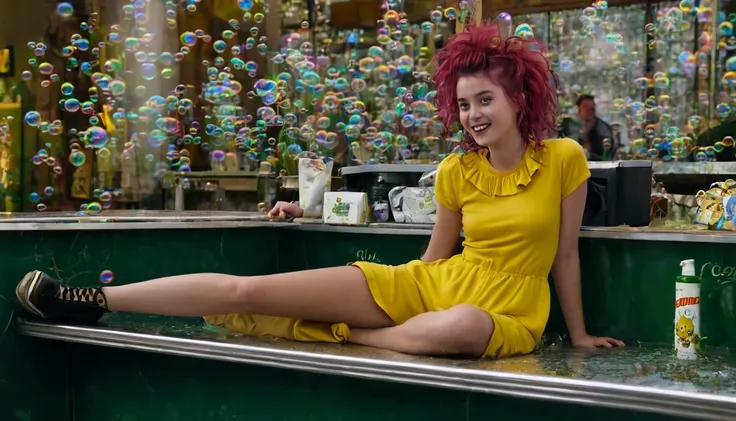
[{"left": 15, "top": 270, "right": 109, "bottom": 324}]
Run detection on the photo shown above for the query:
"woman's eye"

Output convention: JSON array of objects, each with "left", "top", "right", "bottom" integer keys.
[
  {"left": 480, "top": 97, "right": 492, "bottom": 104},
  {"left": 459, "top": 103, "right": 469, "bottom": 110}
]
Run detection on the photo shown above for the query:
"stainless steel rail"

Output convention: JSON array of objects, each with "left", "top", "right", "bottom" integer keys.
[{"left": 16, "top": 320, "right": 736, "bottom": 421}]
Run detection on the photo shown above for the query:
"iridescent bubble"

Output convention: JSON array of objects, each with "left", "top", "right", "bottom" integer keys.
[
  {"left": 110, "top": 79, "right": 126, "bottom": 96},
  {"left": 351, "top": 78, "right": 367, "bottom": 92},
  {"left": 286, "top": 143, "right": 302, "bottom": 158},
  {"left": 56, "top": 2, "right": 74, "bottom": 17},
  {"left": 514, "top": 23, "right": 534, "bottom": 38},
  {"left": 38, "top": 62, "right": 54, "bottom": 75},
  {"left": 213, "top": 40, "right": 227, "bottom": 53},
  {"left": 96, "top": 147, "right": 111, "bottom": 159},
  {"left": 401, "top": 114, "right": 416, "bottom": 128},
  {"left": 43, "top": 186, "right": 55, "bottom": 196},
  {"left": 87, "top": 201, "right": 102, "bottom": 215},
  {"left": 141, "top": 62, "right": 157, "bottom": 80},
  {"left": 316, "top": 117, "right": 331, "bottom": 129},
  {"left": 64, "top": 98, "right": 81, "bottom": 113},
  {"left": 159, "top": 52, "right": 174, "bottom": 66},
  {"left": 180, "top": 31, "right": 197, "bottom": 47},
  {"left": 100, "top": 270, "right": 114, "bottom": 284},
  {"left": 716, "top": 103, "right": 731, "bottom": 118},
  {"left": 36, "top": 203, "right": 47, "bottom": 212},
  {"left": 29, "top": 192, "right": 40, "bottom": 203},
  {"left": 254, "top": 78, "right": 276, "bottom": 96},
  {"left": 679, "top": 0, "right": 694, "bottom": 13},
  {"left": 24, "top": 111, "right": 41, "bottom": 127},
  {"left": 148, "top": 129, "right": 168, "bottom": 148},
  {"left": 86, "top": 126, "right": 109, "bottom": 148},
  {"left": 156, "top": 117, "right": 179, "bottom": 134},
  {"left": 230, "top": 58, "right": 245, "bottom": 70},
  {"left": 60, "top": 82, "right": 74, "bottom": 96}
]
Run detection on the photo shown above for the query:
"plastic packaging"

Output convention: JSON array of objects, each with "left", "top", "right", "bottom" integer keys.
[
  {"left": 298, "top": 158, "right": 333, "bottom": 218},
  {"left": 675, "top": 259, "right": 702, "bottom": 360},
  {"left": 388, "top": 186, "right": 437, "bottom": 224}
]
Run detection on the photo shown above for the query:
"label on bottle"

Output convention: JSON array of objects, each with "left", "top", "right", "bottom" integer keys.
[{"left": 675, "top": 281, "right": 701, "bottom": 360}]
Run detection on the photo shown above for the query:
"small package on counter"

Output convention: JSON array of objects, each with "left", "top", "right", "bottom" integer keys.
[
  {"left": 298, "top": 157, "right": 334, "bottom": 217},
  {"left": 388, "top": 186, "right": 437, "bottom": 224},
  {"left": 695, "top": 179, "right": 736, "bottom": 230},
  {"left": 323, "top": 192, "right": 370, "bottom": 225}
]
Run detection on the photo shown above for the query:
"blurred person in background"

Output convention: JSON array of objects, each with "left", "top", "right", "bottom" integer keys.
[{"left": 559, "top": 94, "right": 616, "bottom": 161}]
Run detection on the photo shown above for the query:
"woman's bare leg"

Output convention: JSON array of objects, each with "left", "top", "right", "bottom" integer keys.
[
  {"left": 349, "top": 304, "right": 494, "bottom": 357},
  {"left": 101, "top": 266, "right": 393, "bottom": 328},
  {"left": 17, "top": 270, "right": 495, "bottom": 356}
]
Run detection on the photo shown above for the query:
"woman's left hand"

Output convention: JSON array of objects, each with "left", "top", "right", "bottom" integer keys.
[{"left": 572, "top": 334, "right": 625, "bottom": 349}]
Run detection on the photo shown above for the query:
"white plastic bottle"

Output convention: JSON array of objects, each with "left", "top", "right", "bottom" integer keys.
[{"left": 675, "top": 259, "right": 701, "bottom": 360}]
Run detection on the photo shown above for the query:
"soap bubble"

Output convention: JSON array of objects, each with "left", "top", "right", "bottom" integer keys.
[
  {"left": 69, "top": 150, "right": 87, "bottom": 167},
  {"left": 56, "top": 2, "right": 73, "bottom": 17},
  {"left": 24, "top": 111, "right": 41, "bottom": 127},
  {"left": 87, "top": 202, "right": 103, "bottom": 214},
  {"left": 85, "top": 127, "right": 109, "bottom": 148},
  {"left": 100, "top": 270, "right": 114, "bottom": 284}
]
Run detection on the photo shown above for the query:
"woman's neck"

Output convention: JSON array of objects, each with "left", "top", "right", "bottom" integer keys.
[{"left": 486, "top": 135, "right": 527, "bottom": 172}]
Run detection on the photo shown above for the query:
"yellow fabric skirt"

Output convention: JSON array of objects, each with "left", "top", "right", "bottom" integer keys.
[{"left": 204, "top": 255, "right": 550, "bottom": 358}]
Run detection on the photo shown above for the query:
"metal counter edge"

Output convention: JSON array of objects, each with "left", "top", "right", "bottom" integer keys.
[
  {"left": 15, "top": 320, "right": 736, "bottom": 421},
  {"left": 0, "top": 218, "right": 733, "bottom": 244}
]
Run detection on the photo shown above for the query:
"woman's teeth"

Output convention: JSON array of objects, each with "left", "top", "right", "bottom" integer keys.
[{"left": 472, "top": 124, "right": 490, "bottom": 133}]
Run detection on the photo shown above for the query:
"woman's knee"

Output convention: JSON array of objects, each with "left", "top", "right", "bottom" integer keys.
[
  {"left": 440, "top": 304, "right": 495, "bottom": 356},
  {"left": 230, "top": 275, "right": 264, "bottom": 307}
]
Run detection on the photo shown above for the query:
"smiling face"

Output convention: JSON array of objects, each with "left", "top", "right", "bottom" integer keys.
[{"left": 456, "top": 73, "right": 520, "bottom": 148}]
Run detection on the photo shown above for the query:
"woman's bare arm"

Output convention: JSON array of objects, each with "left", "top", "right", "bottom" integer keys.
[
  {"left": 422, "top": 203, "right": 462, "bottom": 263},
  {"left": 552, "top": 182, "right": 624, "bottom": 348}
]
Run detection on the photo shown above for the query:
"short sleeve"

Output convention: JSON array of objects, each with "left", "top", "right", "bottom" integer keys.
[
  {"left": 434, "top": 154, "right": 461, "bottom": 211},
  {"left": 560, "top": 138, "right": 591, "bottom": 198}
]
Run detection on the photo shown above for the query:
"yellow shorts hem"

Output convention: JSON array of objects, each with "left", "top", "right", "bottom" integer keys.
[
  {"left": 484, "top": 313, "right": 538, "bottom": 359},
  {"left": 485, "top": 313, "right": 505, "bottom": 359},
  {"left": 351, "top": 261, "right": 402, "bottom": 324}
]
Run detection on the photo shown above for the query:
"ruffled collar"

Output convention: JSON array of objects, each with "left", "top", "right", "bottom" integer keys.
[{"left": 461, "top": 144, "right": 545, "bottom": 197}]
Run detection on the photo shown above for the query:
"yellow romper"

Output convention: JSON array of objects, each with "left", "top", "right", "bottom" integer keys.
[{"left": 204, "top": 138, "right": 590, "bottom": 358}]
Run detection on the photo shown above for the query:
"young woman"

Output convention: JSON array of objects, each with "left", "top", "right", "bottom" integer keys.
[{"left": 15, "top": 23, "right": 623, "bottom": 358}]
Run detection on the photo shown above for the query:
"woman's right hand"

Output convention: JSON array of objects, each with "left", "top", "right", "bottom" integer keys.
[{"left": 267, "top": 201, "right": 303, "bottom": 219}]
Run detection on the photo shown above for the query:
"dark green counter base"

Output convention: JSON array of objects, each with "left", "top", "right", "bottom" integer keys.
[
  {"left": 16, "top": 314, "right": 736, "bottom": 420},
  {"left": 5, "top": 221, "right": 736, "bottom": 420},
  {"left": 62, "top": 347, "right": 690, "bottom": 421}
]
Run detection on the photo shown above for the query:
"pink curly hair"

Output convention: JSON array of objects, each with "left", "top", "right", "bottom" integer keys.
[{"left": 433, "top": 22, "right": 559, "bottom": 150}]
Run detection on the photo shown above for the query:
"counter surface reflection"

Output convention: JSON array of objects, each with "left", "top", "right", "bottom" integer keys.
[{"left": 0, "top": 211, "right": 734, "bottom": 244}]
